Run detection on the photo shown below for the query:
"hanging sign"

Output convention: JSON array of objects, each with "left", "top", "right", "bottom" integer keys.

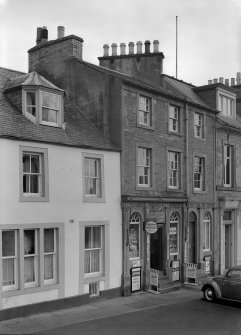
[{"left": 145, "top": 219, "right": 158, "bottom": 234}]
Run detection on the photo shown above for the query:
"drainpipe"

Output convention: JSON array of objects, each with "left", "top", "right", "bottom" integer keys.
[
  {"left": 213, "top": 114, "right": 217, "bottom": 275},
  {"left": 184, "top": 100, "right": 189, "bottom": 282}
]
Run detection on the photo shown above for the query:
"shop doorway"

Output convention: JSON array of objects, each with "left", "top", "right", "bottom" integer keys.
[
  {"left": 188, "top": 212, "right": 197, "bottom": 264},
  {"left": 150, "top": 226, "right": 165, "bottom": 273}
]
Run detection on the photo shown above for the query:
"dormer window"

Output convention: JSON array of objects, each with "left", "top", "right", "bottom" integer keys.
[
  {"left": 23, "top": 88, "right": 63, "bottom": 127},
  {"left": 217, "top": 88, "right": 236, "bottom": 118}
]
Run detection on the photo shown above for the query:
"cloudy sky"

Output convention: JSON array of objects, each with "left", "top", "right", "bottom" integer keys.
[{"left": 0, "top": 0, "right": 240, "bottom": 86}]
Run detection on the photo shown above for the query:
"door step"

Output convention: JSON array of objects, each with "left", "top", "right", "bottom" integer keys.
[{"left": 158, "top": 275, "right": 181, "bottom": 294}]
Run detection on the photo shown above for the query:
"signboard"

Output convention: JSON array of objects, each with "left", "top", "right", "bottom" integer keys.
[
  {"left": 145, "top": 219, "right": 158, "bottom": 234},
  {"left": 186, "top": 263, "right": 197, "bottom": 279},
  {"left": 150, "top": 268, "right": 159, "bottom": 292},
  {"left": 204, "top": 256, "right": 211, "bottom": 275},
  {"left": 171, "top": 260, "right": 180, "bottom": 281},
  {"left": 130, "top": 267, "right": 141, "bottom": 292}
]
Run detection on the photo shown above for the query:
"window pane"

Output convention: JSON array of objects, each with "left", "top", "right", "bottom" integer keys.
[
  {"left": 42, "top": 108, "right": 58, "bottom": 123},
  {"left": 85, "top": 227, "right": 91, "bottom": 249},
  {"left": 2, "top": 231, "right": 15, "bottom": 257},
  {"left": 93, "top": 227, "right": 101, "bottom": 248},
  {"left": 24, "top": 230, "right": 35, "bottom": 255},
  {"left": 44, "top": 254, "right": 53, "bottom": 280},
  {"left": 129, "top": 223, "right": 139, "bottom": 258},
  {"left": 30, "top": 175, "right": 39, "bottom": 193},
  {"left": 23, "top": 154, "right": 30, "bottom": 173},
  {"left": 91, "top": 250, "right": 100, "bottom": 272},
  {"left": 24, "top": 257, "right": 35, "bottom": 283},
  {"left": 3, "top": 259, "right": 15, "bottom": 286},
  {"left": 31, "top": 155, "right": 40, "bottom": 173},
  {"left": 85, "top": 250, "right": 91, "bottom": 273},
  {"left": 42, "top": 92, "right": 59, "bottom": 109},
  {"left": 44, "top": 229, "right": 54, "bottom": 253}
]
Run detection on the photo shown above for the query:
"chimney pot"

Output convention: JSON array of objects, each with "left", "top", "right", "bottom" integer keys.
[
  {"left": 57, "top": 26, "right": 65, "bottom": 39},
  {"left": 111, "top": 43, "right": 117, "bottom": 56},
  {"left": 128, "top": 42, "right": 134, "bottom": 54},
  {"left": 144, "top": 40, "right": 151, "bottom": 53},
  {"left": 41, "top": 26, "right": 48, "bottom": 42},
  {"left": 225, "top": 79, "right": 229, "bottom": 86},
  {"left": 231, "top": 78, "right": 235, "bottom": 86},
  {"left": 136, "top": 41, "right": 143, "bottom": 54},
  {"left": 120, "top": 43, "right": 126, "bottom": 55},
  {"left": 103, "top": 44, "right": 109, "bottom": 56},
  {"left": 36, "top": 27, "right": 42, "bottom": 45},
  {"left": 208, "top": 80, "right": 212, "bottom": 85},
  {"left": 237, "top": 72, "right": 241, "bottom": 85},
  {"left": 213, "top": 78, "right": 218, "bottom": 84},
  {"left": 219, "top": 77, "right": 224, "bottom": 84},
  {"left": 153, "top": 40, "right": 159, "bottom": 53}
]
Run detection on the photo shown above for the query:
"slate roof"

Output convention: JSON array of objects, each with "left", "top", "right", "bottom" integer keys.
[
  {"left": 0, "top": 67, "right": 119, "bottom": 151},
  {"left": 4, "top": 71, "right": 64, "bottom": 92},
  {"left": 161, "top": 74, "right": 213, "bottom": 110}
]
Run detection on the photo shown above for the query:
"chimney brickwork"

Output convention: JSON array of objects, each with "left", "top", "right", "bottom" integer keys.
[
  {"left": 28, "top": 27, "right": 83, "bottom": 73},
  {"left": 98, "top": 40, "right": 164, "bottom": 87}
]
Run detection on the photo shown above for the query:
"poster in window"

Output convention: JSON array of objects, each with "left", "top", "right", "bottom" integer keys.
[
  {"left": 169, "top": 225, "right": 178, "bottom": 254},
  {"left": 129, "top": 224, "right": 139, "bottom": 259}
]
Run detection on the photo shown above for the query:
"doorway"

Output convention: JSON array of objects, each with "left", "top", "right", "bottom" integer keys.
[
  {"left": 188, "top": 212, "right": 197, "bottom": 264},
  {"left": 150, "top": 226, "right": 165, "bottom": 273},
  {"left": 225, "top": 224, "right": 232, "bottom": 269}
]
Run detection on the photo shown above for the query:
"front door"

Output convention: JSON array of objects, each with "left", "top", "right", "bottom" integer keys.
[
  {"left": 150, "top": 227, "right": 164, "bottom": 272},
  {"left": 188, "top": 221, "right": 196, "bottom": 263},
  {"left": 225, "top": 224, "right": 232, "bottom": 269}
]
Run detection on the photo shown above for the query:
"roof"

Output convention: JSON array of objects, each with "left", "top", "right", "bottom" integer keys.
[
  {"left": 217, "top": 113, "right": 241, "bottom": 131},
  {"left": 161, "top": 74, "right": 214, "bottom": 110},
  {"left": 0, "top": 67, "right": 119, "bottom": 152},
  {"left": 4, "top": 71, "right": 64, "bottom": 92}
]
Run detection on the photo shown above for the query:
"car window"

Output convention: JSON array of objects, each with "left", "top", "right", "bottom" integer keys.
[{"left": 227, "top": 270, "right": 241, "bottom": 280}]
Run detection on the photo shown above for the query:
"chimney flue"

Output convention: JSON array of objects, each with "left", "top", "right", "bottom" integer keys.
[
  {"left": 153, "top": 40, "right": 159, "bottom": 53},
  {"left": 136, "top": 41, "right": 143, "bottom": 54},
  {"left": 231, "top": 78, "right": 235, "bottom": 86},
  {"left": 237, "top": 72, "right": 241, "bottom": 85},
  {"left": 111, "top": 43, "right": 117, "bottom": 56},
  {"left": 219, "top": 77, "right": 224, "bottom": 84},
  {"left": 41, "top": 26, "right": 48, "bottom": 42},
  {"left": 128, "top": 42, "right": 134, "bottom": 54},
  {"left": 225, "top": 79, "right": 229, "bottom": 86},
  {"left": 208, "top": 80, "right": 212, "bottom": 85},
  {"left": 213, "top": 78, "right": 218, "bottom": 84},
  {"left": 36, "top": 27, "right": 42, "bottom": 45},
  {"left": 120, "top": 43, "right": 126, "bottom": 55},
  {"left": 57, "top": 26, "right": 65, "bottom": 39},
  {"left": 103, "top": 44, "right": 109, "bottom": 56},
  {"left": 144, "top": 40, "right": 151, "bottom": 53}
]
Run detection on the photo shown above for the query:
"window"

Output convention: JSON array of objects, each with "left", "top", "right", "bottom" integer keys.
[
  {"left": 194, "top": 112, "right": 204, "bottom": 138},
  {"left": 129, "top": 213, "right": 141, "bottom": 260},
  {"left": 137, "top": 147, "right": 151, "bottom": 187},
  {"left": 24, "top": 230, "right": 38, "bottom": 287},
  {"left": 169, "top": 105, "right": 180, "bottom": 133},
  {"left": 85, "top": 226, "right": 103, "bottom": 276},
  {"left": 224, "top": 144, "right": 233, "bottom": 187},
  {"left": 169, "top": 212, "right": 179, "bottom": 255},
  {"left": 194, "top": 156, "right": 205, "bottom": 191},
  {"left": 203, "top": 212, "right": 211, "bottom": 251},
  {"left": 20, "top": 146, "right": 49, "bottom": 201},
  {"left": 2, "top": 226, "right": 59, "bottom": 292},
  {"left": 23, "top": 89, "right": 63, "bottom": 127},
  {"left": 83, "top": 153, "right": 105, "bottom": 202},
  {"left": 2, "top": 231, "right": 17, "bottom": 290},
  {"left": 219, "top": 94, "right": 235, "bottom": 118},
  {"left": 44, "top": 229, "right": 57, "bottom": 283},
  {"left": 138, "top": 95, "right": 151, "bottom": 126},
  {"left": 168, "top": 151, "right": 180, "bottom": 189}
]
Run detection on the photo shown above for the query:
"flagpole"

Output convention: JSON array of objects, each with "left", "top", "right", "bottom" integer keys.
[{"left": 176, "top": 16, "right": 178, "bottom": 79}]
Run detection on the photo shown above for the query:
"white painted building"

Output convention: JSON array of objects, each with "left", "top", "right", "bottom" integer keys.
[{"left": 0, "top": 68, "right": 122, "bottom": 310}]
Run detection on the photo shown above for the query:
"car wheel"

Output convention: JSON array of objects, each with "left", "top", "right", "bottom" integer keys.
[{"left": 203, "top": 286, "right": 215, "bottom": 302}]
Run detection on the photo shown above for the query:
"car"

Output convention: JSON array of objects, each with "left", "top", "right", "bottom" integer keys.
[{"left": 201, "top": 266, "right": 241, "bottom": 302}]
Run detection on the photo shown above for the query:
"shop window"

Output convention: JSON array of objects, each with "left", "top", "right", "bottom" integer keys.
[
  {"left": 129, "top": 213, "right": 141, "bottom": 260},
  {"left": 169, "top": 212, "right": 179, "bottom": 255}
]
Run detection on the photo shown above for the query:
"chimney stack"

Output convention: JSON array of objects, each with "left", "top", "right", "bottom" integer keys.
[{"left": 57, "top": 26, "right": 65, "bottom": 39}]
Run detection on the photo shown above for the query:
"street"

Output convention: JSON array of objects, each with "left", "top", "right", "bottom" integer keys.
[{"left": 33, "top": 298, "right": 241, "bottom": 335}]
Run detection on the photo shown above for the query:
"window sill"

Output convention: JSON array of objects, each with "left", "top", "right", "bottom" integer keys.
[
  {"left": 136, "top": 185, "right": 153, "bottom": 191},
  {"left": 19, "top": 195, "right": 49, "bottom": 202},
  {"left": 83, "top": 196, "right": 106, "bottom": 203},
  {"left": 216, "top": 186, "right": 241, "bottom": 192},
  {"left": 168, "top": 131, "right": 182, "bottom": 137},
  {"left": 193, "top": 190, "right": 207, "bottom": 194},
  {"left": 2, "top": 283, "right": 59, "bottom": 297},
  {"left": 194, "top": 136, "right": 206, "bottom": 142},
  {"left": 137, "top": 123, "right": 154, "bottom": 131},
  {"left": 166, "top": 188, "right": 183, "bottom": 193},
  {"left": 84, "top": 275, "right": 105, "bottom": 284}
]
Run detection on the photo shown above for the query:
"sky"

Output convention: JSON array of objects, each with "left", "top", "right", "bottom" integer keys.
[{"left": 0, "top": 0, "right": 240, "bottom": 86}]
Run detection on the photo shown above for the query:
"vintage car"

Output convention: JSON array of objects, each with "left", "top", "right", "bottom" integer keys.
[{"left": 202, "top": 266, "right": 241, "bottom": 302}]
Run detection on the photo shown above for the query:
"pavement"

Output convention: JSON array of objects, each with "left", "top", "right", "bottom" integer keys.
[{"left": 0, "top": 287, "right": 202, "bottom": 334}]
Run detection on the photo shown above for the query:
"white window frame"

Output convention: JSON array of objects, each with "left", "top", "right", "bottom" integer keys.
[
  {"left": 203, "top": 212, "right": 211, "bottom": 251},
  {"left": 82, "top": 153, "right": 105, "bottom": 203},
  {"left": 41, "top": 91, "right": 61, "bottom": 127},
  {"left": 19, "top": 146, "right": 49, "bottom": 202},
  {"left": 168, "top": 151, "right": 180, "bottom": 189},
  {"left": 137, "top": 147, "right": 151, "bottom": 187},
  {"left": 84, "top": 226, "right": 103, "bottom": 277},
  {"left": 218, "top": 89, "right": 236, "bottom": 118},
  {"left": 194, "top": 112, "right": 204, "bottom": 139},
  {"left": 194, "top": 156, "right": 205, "bottom": 191},
  {"left": 22, "top": 88, "right": 63, "bottom": 128},
  {"left": 224, "top": 144, "right": 233, "bottom": 187},
  {"left": 138, "top": 95, "right": 151, "bottom": 126},
  {"left": 169, "top": 104, "right": 180, "bottom": 133},
  {"left": 169, "top": 212, "right": 179, "bottom": 255},
  {"left": 129, "top": 213, "right": 141, "bottom": 260},
  {"left": 24, "top": 229, "right": 38, "bottom": 288},
  {"left": 2, "top": 230, "right": 18, "bottom": 291},
  {"left": 44, "top": 228, "right": 57, "bottom": 285}
]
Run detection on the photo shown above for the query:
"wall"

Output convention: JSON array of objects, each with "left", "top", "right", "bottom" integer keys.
[{"left": 0, "top": 139, "right": 122, "bottom": 309}]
